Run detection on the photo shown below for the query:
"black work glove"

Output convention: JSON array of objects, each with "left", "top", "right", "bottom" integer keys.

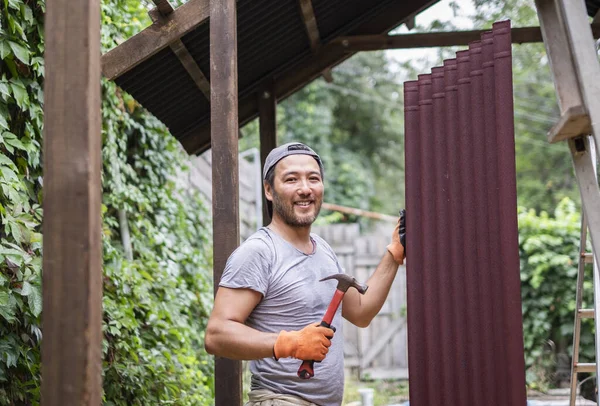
[
  {"left": 387, "top": 209, "right": 406, "bottom": 264},
  {"left": 399, "top": 209, "right": 406, "bottom": 252}
]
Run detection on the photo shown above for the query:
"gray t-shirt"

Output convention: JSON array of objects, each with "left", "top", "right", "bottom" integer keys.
[{"left": 219, "top": 227, "right": 345, "bottom": 406}]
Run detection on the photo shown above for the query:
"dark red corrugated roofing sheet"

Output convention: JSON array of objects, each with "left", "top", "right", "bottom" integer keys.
[{"left": 404, "top": 20, "right": 527, "bottom": 406}]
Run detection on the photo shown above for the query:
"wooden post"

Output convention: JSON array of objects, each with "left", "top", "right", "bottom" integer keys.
[
  {"left": 42, "top": 0, "right": 103, "bottom": 404},
  {"left": 258, "top": 80, "right": 277, "bottom": 226},
  {"left": 210, "top": 0, "right": 242, "bottom": 405}
]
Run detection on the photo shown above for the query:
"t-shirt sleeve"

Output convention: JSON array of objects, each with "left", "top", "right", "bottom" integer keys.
[{"left": 218, "top": 237, "right": 273, "bottom": 296}]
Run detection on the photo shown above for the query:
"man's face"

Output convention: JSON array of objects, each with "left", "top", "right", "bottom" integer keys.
[{"left": 265, "top": 154, "right": 323, "bottom": 227}]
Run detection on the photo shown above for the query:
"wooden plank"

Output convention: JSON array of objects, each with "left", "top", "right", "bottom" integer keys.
[
  {"left": 331, "top": 24, "right": 600, "bottom": 51},
  {"left": 535, "top": 0, "right": 585, "bottom": 114},
  {"left": 559, "top": 0, "right": 600, "bottom": 162},
  {"left": 170, "top": 39, "right": 211, "bottom": 100},
  {"left": 101, "top": 0, "right": 209, "bottom": 80},
  {"left": 321, "top": 202, "right": 397, "bottom": 222},
  {"left": 361, "top": 367, "right": 409, "bottom": 380},
  {"left": 258, "top": 79, "right": 277, "bottom": 226},
  {"left": 210, "top": 0, "right": 242, "bottom": 404},
  {"left": 547, "top": 105, "right": 591, "bottom": 143},
  {"left": 42, "top": 0, "right": 103, "bottom": 404},
  {"left": 298, "top": 0, "right": 321, "bottom": 51}
]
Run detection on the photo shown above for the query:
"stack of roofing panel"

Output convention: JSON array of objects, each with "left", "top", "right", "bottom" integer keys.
[{"left": 404, "top": 20, "right": 527, "bottom": 406}]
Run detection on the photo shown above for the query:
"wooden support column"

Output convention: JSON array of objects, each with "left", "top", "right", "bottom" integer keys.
[
  {"left": 258, "top": 80, "right": 277, "bottom": 226},
  {"left": 42, "top": 0, "right": 103, "bottom": 404},
  {"left": 210, "top": 1, "right": 242, "bottom": 405}
]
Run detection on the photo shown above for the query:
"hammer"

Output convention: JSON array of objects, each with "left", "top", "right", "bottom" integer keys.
[{"left": 297, "top": 274, "right": 368, "bottom": 379}]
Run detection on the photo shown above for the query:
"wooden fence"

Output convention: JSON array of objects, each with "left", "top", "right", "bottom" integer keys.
[
  {"left": 183, "top": 150, "right": 409, "bottom": 380},
  {"left": 312, "top": 223, "right": 408, "bottom": 380}
]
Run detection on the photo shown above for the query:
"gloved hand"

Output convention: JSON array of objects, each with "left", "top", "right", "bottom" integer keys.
[
  {"left": 387, "top": 209, "right": 406, "bottom": 265},
  {"left": 273, "top": 323, "right": 334, "bottom": 361}
]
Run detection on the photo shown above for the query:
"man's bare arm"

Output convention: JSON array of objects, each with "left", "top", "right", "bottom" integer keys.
[
  {"left": 205, "top": 287, "right": 278, "bottom": 360},
  {"left": 341, "top": 250, "right": 400, "bottom": 328}
]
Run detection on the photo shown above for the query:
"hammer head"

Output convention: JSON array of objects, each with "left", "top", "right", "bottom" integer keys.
[{"left": 320, "top": 274, "right": 368, "bottom": 294}]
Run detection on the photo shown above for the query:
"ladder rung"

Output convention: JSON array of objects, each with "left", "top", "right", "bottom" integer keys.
[
  {"left": 547, "top": 105, "right": 592, "bottom": 144},
  {"left": 575, "top": 363, "right": 597, "bottom": 373},
  {"left": 583, "top": 253, "right": 594, "bottom": 264},
  {"left": 578, "top": 309, "right": 595, "bottom": 318}
]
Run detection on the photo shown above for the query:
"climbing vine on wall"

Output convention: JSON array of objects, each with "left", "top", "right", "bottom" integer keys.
[{"left": 0, "top": 0, "right": 215, "bottom": 404}]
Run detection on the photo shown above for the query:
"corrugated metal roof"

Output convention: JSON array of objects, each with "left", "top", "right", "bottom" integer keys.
[
  {"left": 404, "top": 20, "right": 527, "bottom": 405},
  {"left": 109, "top": 0, "right": 436, "bottom": 154}
]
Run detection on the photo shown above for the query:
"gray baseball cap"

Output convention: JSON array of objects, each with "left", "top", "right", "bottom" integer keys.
[{"left": 262, "top": 142, "right": 323, "bottom": 180}]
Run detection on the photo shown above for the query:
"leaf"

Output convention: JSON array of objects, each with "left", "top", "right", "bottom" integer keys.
[
  {"left": 0, "top": 41, "right": 10, "bottom": 60},
  {"left": 0, "top": 155, "right": 14, "bottom": 168},
  {"left": 0, "top": 82, "right": 9, "bottom": 101},
  {"left": 19, "top": 281, "right": 32, "bottom": 296},
  {"left": 8, "top": 42, "right": 28, "bottom": 65},
  {"left": 7, "top": 0, "right": 20, "bottom": 10},
  {"left": 4, "top": 135, "right": 26, "bottom": 151},
  {"left": 0, "top": 291, "right": 16, "bottom": 322},
  {"left": 20, "top": 4, "right": 33, "bottom": 24},
  {"left": 0, "top": 115, "right": 7, "bottom": 131},
  {"left": 9, "top": 81, "right": 28, "bottom": 108},
  {"left": 28, "top": 285, "right": 41, "bottom": 317}
]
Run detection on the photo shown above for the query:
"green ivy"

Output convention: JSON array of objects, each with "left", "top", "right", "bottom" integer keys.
[
  {"left": 1, "top": 0, "right": 215, "bottom": 404},
  {"left": 519, "top": 198, "right": 594, "bottom": 389}
]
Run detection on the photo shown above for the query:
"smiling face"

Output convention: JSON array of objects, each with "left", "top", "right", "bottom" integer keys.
[{"left": 265, "top": 154, "right": 324, "bottom": 228}]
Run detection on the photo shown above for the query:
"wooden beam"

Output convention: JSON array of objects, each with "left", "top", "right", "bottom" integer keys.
[
  {"left": 42, "top": 0, "right": 103, "bottom": 404},
  {"left": 170, "top": 39, "right": 210, "bottom": 100},
  {"left": 547, "top": 105, "right": 591, "bottom": 143},
  {"left": 152, "top": 0, "right": 173, "bottom": 16},
  {"left": 210, "top": 0, "right": 242, "bottom": 405},
  {"left": 298, "top": 0, "right": 333, "bottom": 82},
  {"left": 331, "top": 24, "right": 600, "bottom": 51},
  {"left": 101, "top": 0, "right": 209, "bottom": 80},
  {"left": 298, "top": 0, "right": 320, "bottom": 51},
  {"left": 258, "top": 80, "right": 277, "bottom": 226}
]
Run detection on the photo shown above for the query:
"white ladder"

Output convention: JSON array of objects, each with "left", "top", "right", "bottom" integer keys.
[
  {"left": 534, "top": 0, "right": 600, "bottom": 403},
  {"left": 570, "top": 208, "right": 599, "bottom": 405}
]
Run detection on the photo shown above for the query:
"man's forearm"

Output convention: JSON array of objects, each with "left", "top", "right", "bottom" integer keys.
[
  {"left": 343, "top": 250, "right": 400, "bottom": 327},
  {"left": 205, "top": 319, "right": 278, "bottom": 360}
]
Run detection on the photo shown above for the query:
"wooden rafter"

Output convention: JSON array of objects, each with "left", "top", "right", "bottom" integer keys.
[
  {"left": 145, "top": 0, "right": 211, "bottom": 101},
  {"left": 170, "top": 39, "right": 211, "bottom": 100},
  {"left": 298, "top": 0, "right": 333, "bottom": 82},
  {"left": 299, "top": 0, "right": 320, "bottom": 51},
  {"left": 101, "top": 0, "right": 209, "bottom": 80},
  {"left": 331, "top": 24, "right": 600, "bottom": 51}
]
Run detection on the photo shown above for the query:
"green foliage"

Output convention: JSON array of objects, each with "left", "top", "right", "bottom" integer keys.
[
  {"left": 0, "top": 0, "right": 45, "bottom": 402},
  {"left": 518, "top": 198, "right": 594, "bottom": 387},
  {"left": 1, "top": 0, "right": 215, "bottom": 404}
]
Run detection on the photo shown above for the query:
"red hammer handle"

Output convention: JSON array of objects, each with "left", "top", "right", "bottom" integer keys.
[{"left": 297, "top": 290, "right": 344, "bottom": 379}]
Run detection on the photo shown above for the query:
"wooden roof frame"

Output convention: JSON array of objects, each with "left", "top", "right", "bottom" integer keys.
[{"left": 42, "top": 0, "right": 600, "bottom": 405}]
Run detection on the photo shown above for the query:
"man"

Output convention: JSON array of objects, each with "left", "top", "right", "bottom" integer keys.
[{"left": 205, "top": 142, "right": 406, "bottom": 406}]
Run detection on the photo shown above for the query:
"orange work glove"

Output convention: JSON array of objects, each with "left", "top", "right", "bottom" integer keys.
[
  {"left": 387, "top": 209, "right": 406, "bottom": 265},
  {"left": 273, "top": 323, "right": 334, "bottom": 361}
]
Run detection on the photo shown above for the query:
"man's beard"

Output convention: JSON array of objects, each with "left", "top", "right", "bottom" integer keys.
[{"left": 271, "top": 189, "right": 322, "bottom": 227}]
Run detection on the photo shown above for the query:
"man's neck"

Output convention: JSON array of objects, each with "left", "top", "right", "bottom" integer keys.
[{"left": 268, "top": 217, "right": 312, "bottom": 249}]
